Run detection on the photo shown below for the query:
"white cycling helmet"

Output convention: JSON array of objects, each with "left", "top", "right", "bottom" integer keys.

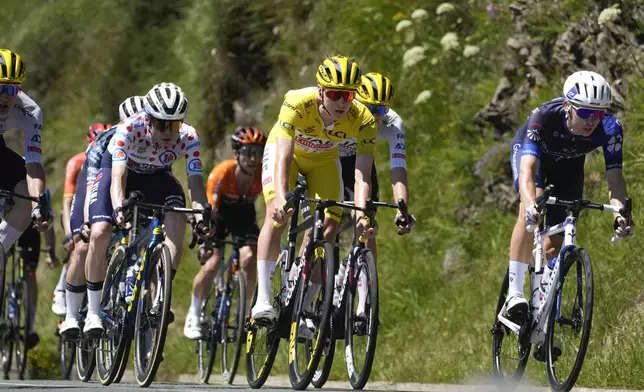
[
  {"left": 118, "top": 96, "right": 145, "bottom": 121},
  {"left": 563, "top": 71, "right": 612, "bottom": 109},
  {"left": 143, "top": 82, "right": 188, "bottom": 120}
]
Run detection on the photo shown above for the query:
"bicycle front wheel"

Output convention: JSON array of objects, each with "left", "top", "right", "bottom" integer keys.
[
  {"left": 1, "top": 284, "right": 13, "bottom": 378},
  {"left": 222, "top": 268, "right": 246, "bottom": 384},
  {"left": 196, "top": 290, "right": 216, "bottom": 384},
  {"left": 289, "top": 241, "right": 335, "bottom": 390},
  {"left": 133, "top": 244, "right": 173, "bottom": 387},
  {"left": 14, "top": 280, "right": 30, "bottom": 380},
  {"left": 96, "top": 245, "right": 130, "bottom": 386},
  {"left": 58, "top": 322, "right": 75, "bottom": 380},
  {"left": 491, "top": 270, "right": 531, "bottom": 385},
  {"left": 546, "top": 249, "right": 594, "bottom": 392},
  {"left": 76, "top": 336, "right": 96, "bottom": 381},
  {"left": 344, "top": 248, "right": 378, "bottom": 390},
  {"left": 245, "top": 285, "right": 280, "bottom": 389}
]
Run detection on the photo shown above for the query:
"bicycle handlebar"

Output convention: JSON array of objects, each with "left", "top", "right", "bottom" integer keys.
[{"left": 0, "top": 189, "right": 50, "bottom": 222}]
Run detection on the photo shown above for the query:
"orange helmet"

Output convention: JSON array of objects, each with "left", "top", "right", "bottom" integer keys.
[
  {"left": 88, "top": 122, "right": 112, "bottom": 144},
  {"left": 232, "top": 127, "right": 266, "bottom": 150}
]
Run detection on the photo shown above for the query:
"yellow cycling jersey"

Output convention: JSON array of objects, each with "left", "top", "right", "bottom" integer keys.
[{"left": 267, "top": 87, "right": 377, "bottom": 161}]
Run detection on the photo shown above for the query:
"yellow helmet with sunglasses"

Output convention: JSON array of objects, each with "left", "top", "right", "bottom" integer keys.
[
  {"left": 316, "top": 55, "right": 362, "bottom": 91},
  {"left": 0, "top": 49, "right": 26, "bottom": 85},
  {"left": 356, "top": 72, "right": 394, "bottom": 106}
]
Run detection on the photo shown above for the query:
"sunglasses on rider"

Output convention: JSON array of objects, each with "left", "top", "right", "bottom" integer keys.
[
  {"left": 0, "top": 85, "right": 20, "bottom": 96},
  {"left": 239, "top": 145, "right": 264, "bottom": 158},
  {"left": 324, "top": 89, "right": 355, "bottom": 102},
  {"left": 149, "top": 117, "right": 183, "bottom": 133},
  {"left": 572, "top": 104, "right": 605, "bottom": 121},
  {"left": 366, "top": 104, "right": 389, "bottom": 117}
]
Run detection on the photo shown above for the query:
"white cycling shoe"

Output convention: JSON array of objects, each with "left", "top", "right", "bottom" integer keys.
[
  {"left": 503, "top": 294, "right": 529, "bottom": 325},
  {"left": 183, "top": 314, "right": 203, "bottom": 340},
  {"left": 251, "top": 301, "right": 277, "bottom": 322}
]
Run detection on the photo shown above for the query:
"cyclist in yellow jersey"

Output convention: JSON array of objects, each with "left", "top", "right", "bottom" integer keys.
[{"left": 252, "top": 55, "right": 377, "bottom": 321}]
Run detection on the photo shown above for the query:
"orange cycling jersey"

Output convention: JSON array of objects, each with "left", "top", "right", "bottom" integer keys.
[
  {"left": 63, "top": 152, "right": 86, "bottom": 198},
  {"left": 206, "top": 159, "right": 262, "bottom": 212}
]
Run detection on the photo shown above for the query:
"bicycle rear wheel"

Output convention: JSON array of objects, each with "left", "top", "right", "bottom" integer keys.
[
  {"left": 491, "top": 270, "right": 531, "bottom": 386},
  {"left": 311, "top": 335, "right": 336, "bottom": 388},
  {"left": 289, "top": 242, "right": 335, "bottom": 390},
  {"left": 58, "top": 321, "right": 76, "bottom": 380},
  {"left": 245, "top": 285, "right": 280, "bottom": 389},
  {"left": 546, "top": 249, "right": 593, "bottom": 392},
  {"left": 133, "top": 244, "right": 172, "bottom": 387},
  {"left": 14, "top": 280, "right": 29, "bottom": 380},
  {"left": 96, "top": 246, "right": 130, "bottom": 385},
  {"left": 197, "top": 291, "right": 217, "bottom": 384},
  {"left": 222, "top": 268, "right": 246, "bottom": 384},
  {"left": 344, "top": 249, "right": 378, "bottom": 390}
]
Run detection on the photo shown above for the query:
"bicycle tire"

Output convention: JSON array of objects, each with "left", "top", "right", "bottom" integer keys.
[
  {"left": 96, "top": 246, "right": 129, "bottom": 385},
  {"left": 222, "top": 268, "right": 246, "bottom": 384},
  {"left": 245, "top": 285, "right": 280, "bottom": 389},
  {"left": 546, "top": 249, "right": 593, "bottom": 392},
  {"left": 311, "top": 335, "right": 336, "bottom": 388},
  {"left": 14, "top": 280, "right": 29, "bottom": 380},
  {"left": 133, "top": 243, "right": 172, "bottom": 387},
  {"left": 112, "top": 338, "right": 131, "bottom": 384},
  {"left": 344, "top": 249, "right": 378, "bottom": 390},
  {"left": 289, "top": 241, "right": 335, "bottom": 390},
  {"left": 491, "top": 270, "right": 531, "bottom": 386},
  {"left": 197, "top": 292, "right": 217, "bottom": 384},
  {"left": 0, "top": 284, "right": 12, "bottom": 379},
  {"left": 58, "top": 323, "right": 76, "bottom": 380},
  {"left": 76, "top": 336, "right": 96, "bottom": 381}
]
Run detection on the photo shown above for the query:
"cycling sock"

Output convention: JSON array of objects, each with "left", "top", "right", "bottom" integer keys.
[
  {"left": 55, "top": 265, "right": 68, "bottom": 292},
  {"left": 303, "top": 282, "right": 321, "bottom": 312},
  {"left": 357, "top": 269, "right": 368, "bottom": 315},
  {"left": 65, "top": 281, "right": 87, "bottom": 320},
  {"left": 508, "top": 260, "right": 528, "bottom": 298},
  {"left": 189, "top": 295, "right": 203, "bottom": 318},
  {"left": 256, "top": 260, "right": 276, "bottom": 305},
  {"left": 86, "top": 281, "right": 104, "bottom": 316},
  {"left": 0, "top": 221, "right": 22, "bottom": 252}
]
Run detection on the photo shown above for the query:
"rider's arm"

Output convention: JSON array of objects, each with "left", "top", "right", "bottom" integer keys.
[
  {"left": 385, "top": 114, "right": 409, "bottom": 208},
  {"left": 44, "top": 222, "right": 56, "bottom": 252},
  {"left": 518, "top": 155, "right": 540, "bottom": 208},
  {"left": 275, "top": 137, "right": 294, "bottom": 203},
  {"left": 391, "top": 168, "right": 408, "bottom": 205},
  {"left": 606, "top": 169, "right": 627, "bottom": 219},
  {"left": 110, "top": 164, "right": 128, "bottom": 211},
  {"left": 183, "top": 129, "right": 207, "bottom": 222},
  {"left": 188, "top": 176, "right": 208, "bottom": 222},
  {"left": 354, "top": 111, "right": 378, "bottom": 219},
  {"left": 24, "top": 104, "right": 46, "bottom": 209}
]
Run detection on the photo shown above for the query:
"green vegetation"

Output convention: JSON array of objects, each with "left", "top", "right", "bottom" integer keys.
[{"left": 3, "top": 0, "right": 644, "bottom": 388}]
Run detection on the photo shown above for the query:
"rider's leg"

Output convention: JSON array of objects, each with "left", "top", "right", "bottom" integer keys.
[
  {"left": 164, "top": 211, "right": 187, "bottom": 275},
  {"left": 64, "top": 238, "right": 88, "bottom": 322},
  {"left": 185, "top": 246, "right": 222, "bottom": 339},
  {"left": 0, "top": 180, "right": 32, "bottom": 252},
  {"left": 239, "top": 245, "right": 257, "bottom": 307},
  {"left": 85, "top": 222, "right": 112, "bottom": 322}
]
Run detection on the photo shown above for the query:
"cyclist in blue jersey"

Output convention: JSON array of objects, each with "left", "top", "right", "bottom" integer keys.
[{"left": 504, "top": 71, "right": 634, "bottom": 342}]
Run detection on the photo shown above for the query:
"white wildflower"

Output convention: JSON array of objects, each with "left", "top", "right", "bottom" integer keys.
[
  {"left": 395, "top": 20, "right": 413, "bottom": 32},
  {"left": 411, "top": 9, "right": 429, "bottom": 20},
  {"left": 436, "top": 3, "right": 456, "bottom": 15},
  {"left": 414, "top": 90, "right": 433, "bottom": 105},
  {"left": 463, "top": 45, "right": 480, "bottom": 58},
  {"left": 402, "top": 46, "right": 426, "bottom": 68},
  {"left": 440, "top": 32, "right": 460, "bottom": 51},
  {"left": 598, "top": 7, "right": 621, "bottom": 27}
]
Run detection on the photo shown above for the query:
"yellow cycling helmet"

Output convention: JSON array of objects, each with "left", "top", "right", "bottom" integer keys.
[
  {"left": 0, "top": 49, "right": 25, "bottom": 85},
  {"left": 316, "top": 55, "right": 362, "bottom": 90},
  {"left": 357, "top": 72, "right": 394, "bottom": 106}
]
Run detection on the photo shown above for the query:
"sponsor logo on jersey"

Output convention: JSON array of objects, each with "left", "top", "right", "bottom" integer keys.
[
  {"left": 304, "top": 99, "right": 314, "bottom": 113},
  {"left": 113, "top": 148, "right": 127, "bottom": 161},
  {"left": 186, "top": 141, "right": 200, "bottom": 150},
  {"left": 323, "top": 128, "right": 347, "bottom": 140},
  {"left": 262, "top": 176, "right": 272, "bottom": 186},
  {"left": 30, "top": 134, "right": 41, "bottom": 143},
  {"left": 392, "top": 153, "right": 406, "bottom": 159},
  {"left": 158, "top": 150, "right": 178, "bottom": 165},
  {"left": 394, "top": 142, "right": 405, "bottom": 150},
  {"left": 283, "top": 101, "right": 303, "bottom": 119},
  {"left": 606, "top": 135, "right": 622, "bottom": 153},
  {"left": 188, "top": 158, "right": 203, "bottom": 172},
  {"left": 295, "top": 135, "right": 334, "bottom": 150},
  {"left": 27, "top": 146, "right": 41, "bottom": 154},
  {"left": 302, "top": 126, "right": 316, "bottom": 134},
  {"left": 527, "top": 129, "right": 541, "bottom": 141},
  {"left": 280, "top": 121, "right": 296, "bottom": 132}
]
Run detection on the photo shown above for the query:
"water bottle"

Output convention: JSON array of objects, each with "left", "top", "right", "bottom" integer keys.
[
  {"left": 540, "top": 257, "right": 557, "bottom": 298},
  {"left": 125, "top": 261, "right": 140, "bottom": 304},
  {"left": 333, "top": 257, "right": 348, "bottom": 307}
]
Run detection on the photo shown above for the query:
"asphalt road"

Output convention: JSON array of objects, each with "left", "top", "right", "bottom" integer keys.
[{"left": 0, "top": 376, "right": 640, "bottom": 392}]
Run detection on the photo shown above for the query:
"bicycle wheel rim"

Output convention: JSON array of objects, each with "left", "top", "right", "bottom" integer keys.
[
  {"left": 289, "top": 242, "right": 335, "bottom": 390},
  {"left": 222, "top": 271, "right": 246, "bottom": 384},
  {"left": 96, "top": 246, "right": 128, "bottom": 385},
  {"left": 311, "top": 336, "right": 335, "bottom": 388},
  {"left": 15, "top": 281, "right": 29, "bottom": 379},
  {"left": 344, "top": 249, "right": 378, "bottom": 390},
  {"left": 58, "top": 332, "right": 75, "bottom": 380},
  {"left": 546, "top": 250, "right": 593, "bottom": 391},
  {"left": 245, "top": 286, "right": 280, "bottom": 389},
  {"left": 1, "top": 284, "right": 13, "bottom": 377},
  {"left": 197, "top": 293, "right": 216, "bottom": 384},
  {"left": 133, "top": 244, "right": 172, "bottom": 387},
  {"left": 76, "top": 337, "right": 97, "bottom": 381}
]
